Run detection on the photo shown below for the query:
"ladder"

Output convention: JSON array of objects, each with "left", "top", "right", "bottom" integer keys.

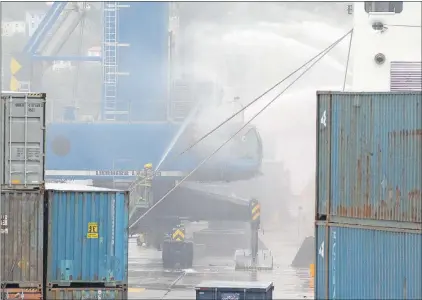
[
  {"left": 128, "top": 172, "right": 153, "bottom": 224},
  {"left": 103, "top": 2, "right": 118, "bottom": 121}
]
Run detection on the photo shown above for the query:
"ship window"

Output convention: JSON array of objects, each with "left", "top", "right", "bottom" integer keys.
[{"left": 364, "top": 2, "right": 403, "bottom": 13}]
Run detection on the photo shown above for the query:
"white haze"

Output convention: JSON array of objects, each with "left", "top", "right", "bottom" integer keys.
[{"left": 181, "top": 4, "right": 352, "bottom": 194}]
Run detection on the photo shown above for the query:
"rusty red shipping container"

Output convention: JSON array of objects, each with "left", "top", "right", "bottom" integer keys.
[
  {"left": 0, "top": 189, "right": 44, "bottom": 288},
  {"left": 316, "top": 91, "right": 422, "bottom": 225},
  {"left": 45, "top": 287, "right": 128, "bottom": 299},
  {"left": 0, "top": 288, "right": 43, "bottom": 299}
]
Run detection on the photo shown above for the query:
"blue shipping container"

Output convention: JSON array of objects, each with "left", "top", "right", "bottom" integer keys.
[
  {"left": 45, "top": 184, "right": 128, "bottom": 286},
  {"left": 316, "top": 91, "right": 422, "bottom": 224},
  {"left": 315, "top": 221, "right": 422, "bottom": 300}
]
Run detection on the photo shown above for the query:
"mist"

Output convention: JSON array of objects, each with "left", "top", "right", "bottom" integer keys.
[{"left": 178, "top": 2, "right": 352, "bottom": 195}]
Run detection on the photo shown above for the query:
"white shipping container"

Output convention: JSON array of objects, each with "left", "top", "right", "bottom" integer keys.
[{"left": 1, "top": 92, "right": 46, "bottom": 187}]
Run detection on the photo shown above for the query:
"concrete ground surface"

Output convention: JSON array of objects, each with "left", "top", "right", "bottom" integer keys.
[{"left": 127, "top": 220, "right": 315, "bottom": 299}]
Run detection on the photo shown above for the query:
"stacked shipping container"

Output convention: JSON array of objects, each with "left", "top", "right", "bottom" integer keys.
[
  {"left": 1, "top": 92, "right": 129, "bottom": 299},
  {"left": 0, "top": 92, "right": 46, "bottom": 187},
  {"left": 315, "top": 91, "right": 422, "bottom": 299},
  {"left": 44, "top": 184, "right": 129, "bottom": 299},
  {"left": 1, "top": 92, "right": 46, "bottom": 299},
  {"left": 1, "top": 185, "right": 130, "bottom": 299}
]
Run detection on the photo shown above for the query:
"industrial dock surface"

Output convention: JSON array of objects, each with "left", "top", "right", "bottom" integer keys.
[{"left": 127, "top": 224, "right": 314, "bottom": 299}]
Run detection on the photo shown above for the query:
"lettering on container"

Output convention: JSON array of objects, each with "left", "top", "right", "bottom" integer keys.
[
  {"left": 1, "top": 214, "right": 8, "bottom": 234},
  {"left": 331, "top": 229, "right": 337, "bottom": 300},
  {"left": 318, "top": 241, "right": 324, "bottom": 258},
  {"left": 221, "top": 293, "right": 240, "bottom": 300},
  {"left": 14, "top": 148, "right": 40, "bottom": 160},
  {"left": 95, "top": 170, "right": 162, "bottom": 176},
  {"left": 97, "top": 289, "right": 102, "bottom": 300},
  {"left": 320, "top": 110, "right": 327, "bottom": 127},
  {"left": 14, "top": 102, "right": 44, "bottom": 113},
  {"left": 111, "top": 196, "right": 115, "bottom": 248},
  {"left": 87, "top": 222, "right": 98, "bottom": 239}
]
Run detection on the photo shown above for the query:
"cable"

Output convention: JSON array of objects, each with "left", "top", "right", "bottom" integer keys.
[
  {"left": 129, "top": 29, "right": 353, "bottom": 200},
  {"left": 169, "top": 29, "right": 354, "bottom": 160},
  {"left": 343, "top": 29, "right": 354, "bottom": 91},
  {"left": 385, "top": 24, "right": 421, "bottom": 28},
  {"left": 129, "top": 29, "right": 352, "bottom": 229}
]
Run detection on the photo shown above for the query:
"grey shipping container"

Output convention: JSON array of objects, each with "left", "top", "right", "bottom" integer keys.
[
  {"left": 316, "top": 91, "right": 422, "bottom": 225},
  {"left": 315, "top": 221, "right": 422, "bottom": 300},
  {"left": 196, "top": 281, "right": 274, "bottom": 300},
  {"left": 46, "top": 287, "right": 128, "bottom": 299},
  {"left": 0, "top": 189, "right": 44, "bottom": 288},
  {"left": 1, "top": 92, "right": 46, "bottom": 187}
]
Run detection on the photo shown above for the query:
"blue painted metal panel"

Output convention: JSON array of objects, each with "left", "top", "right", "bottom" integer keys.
[
  {"left": 315, "top": 222, "right": 327, "bottom": 300},
  {"left": 46, "top": 122, "right": 191, "bottom": 173},
  {"left": 315, "top": 222, "right": 422, "bottom": 300},
  {"left": 115, "top": 2, "right": 169, "bottom": 121},
  {"left": 45, "top": 122, "right": 262, "bottom": 182},
  {"left": 316, "top": 93, "right": 332, "bottom": 218},
  {"left": 46, "top": 187, "right": 129, "bottom": 285},
  {"left": 316, "top": 91, "right": 422, "bottom": 223}
]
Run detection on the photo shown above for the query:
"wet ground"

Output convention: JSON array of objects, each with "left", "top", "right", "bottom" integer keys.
[{"left": 127, "top": 222, "right": 314, "bottom": 299}]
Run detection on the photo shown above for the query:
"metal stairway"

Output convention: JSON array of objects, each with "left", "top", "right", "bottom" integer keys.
[
  {"left": 128, "top": 171, "right": 153, "bottom": 229},
  {"left": 103, "top": 2, "right": 127, "bottom": 121}
]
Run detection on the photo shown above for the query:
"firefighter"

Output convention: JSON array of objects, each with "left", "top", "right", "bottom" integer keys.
[{"left": 143, "top": 163, "right": 153, "bottom": 187}]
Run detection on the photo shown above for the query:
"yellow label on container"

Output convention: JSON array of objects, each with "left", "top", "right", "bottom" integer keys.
[{"left": 87, "top": 222, "right": 98, "bottom": 238}]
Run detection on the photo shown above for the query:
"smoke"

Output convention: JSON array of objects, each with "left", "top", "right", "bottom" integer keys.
[{"left": 179, "top": 3, "right": 352, "bottom": 194}]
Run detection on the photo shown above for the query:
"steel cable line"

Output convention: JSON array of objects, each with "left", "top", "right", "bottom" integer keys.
[
  {"left": 129, "top": 29, "right": 353, "bottom": 229},
  {"left": 343, "top": 29, "right": 354, "bottom": 91},
  {"left": 131, "top": 29, "right": 352, "bottom": 187},
  {"left": 157, "top": 30, "right": 354, "bottom": 168}
]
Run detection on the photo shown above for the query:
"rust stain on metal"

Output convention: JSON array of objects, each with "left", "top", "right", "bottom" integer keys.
[
  {"left": 395, "top": 186, "right": 401, "bottom": 205},
  {"left": 336, "top": 204, "right": 374, "bottom": 218},
  {"left": 357, "top": 158, "right": 362, "bottom": 202},
  {"left": 1, "top": 288, "right": 42, "bottom": 300},
  {"left": 389, "top": 129, "right": 422, "bottom": 138},
  {"left": 335, "top": 187, "right": 421, "bottom": 223}
]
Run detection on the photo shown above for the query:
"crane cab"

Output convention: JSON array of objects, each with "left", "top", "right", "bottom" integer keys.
[{"left": 350, "top": 1, "right": 421, "bottom": 91}]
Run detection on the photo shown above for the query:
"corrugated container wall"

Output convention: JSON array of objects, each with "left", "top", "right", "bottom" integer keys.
[
  {"left": 1, "top": 92, "right": 46, "bottom": 187},
  {"left": 315, "top": 222, "right": 422, "bottom": 300},
  {"left": 113, "top": 2, "right": 169, "bottom": 121},
  {"left": 45, "top": 188, "right": 129, "bottom": 286},
  {"left": 46, "top": 287, "right": 128, "bottom": 299},
  {"left": 0, "top": 190, "right": 44, "bottom": 288},
  {"left": 1, "top": 288, "right": 43, "bottom": 299},
  {"left": 316, "top": 91, "right": 422, "bottom": 224}
]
